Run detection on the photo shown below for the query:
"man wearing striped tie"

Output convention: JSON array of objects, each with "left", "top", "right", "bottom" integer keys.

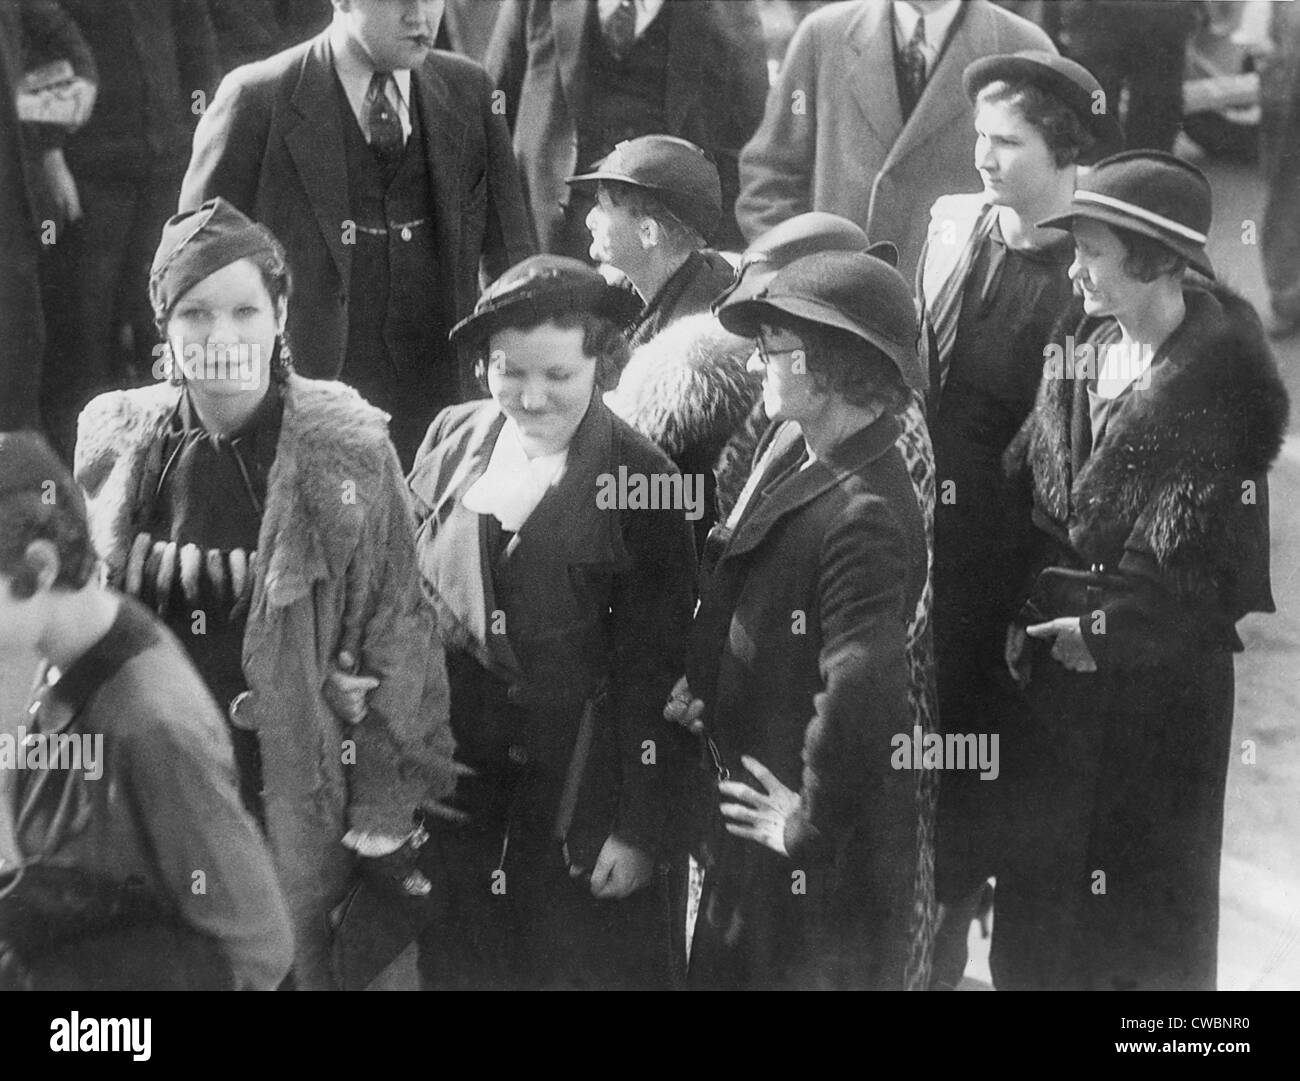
[{"left": 180, "top": 0, "right": 535, "bottom": 468}]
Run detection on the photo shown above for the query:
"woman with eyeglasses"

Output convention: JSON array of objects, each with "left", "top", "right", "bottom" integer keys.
[{"left": 666, "top": 250, "right": 932, "bottom": 990}]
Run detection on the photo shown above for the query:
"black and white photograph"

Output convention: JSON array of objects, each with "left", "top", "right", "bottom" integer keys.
[{"left": 0, "top": 0, "right": 1297, "bottom": 1046}]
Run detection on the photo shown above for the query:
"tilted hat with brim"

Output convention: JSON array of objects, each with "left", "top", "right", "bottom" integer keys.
[
  {"left": 712, "top": 211, "right": 899, "bottom": 311},
  {"left": 565, "top": 134, "right": 723, "bottom": 241},
  {"left": 0, "top": 429, "right": 82, "bottom": 510},
  {"left": 1038, "top": 149, "right": 1215, "bottom": 278},
  {"left": 450, "top": 255, "right": 643, "bottom": 348},
  {"left": 962, "top": 50, "right": 1124, "bottom": 164},
  {"left": 717, "top": 250, "right": 924, "bottom": 392}
]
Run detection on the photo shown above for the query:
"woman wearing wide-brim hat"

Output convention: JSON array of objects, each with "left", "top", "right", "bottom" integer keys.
[
  {"left": 408, "top": 255, "right": 698, "bottom": 989},
  {"left": 666, "top": 250, "right": 932, "bottom": 989},
  {"left": 915, "top": 49, "right": 1122, "bottom": 989},
  {"left": 997, "top": 150, "right": 1288, "bottom": 989}
]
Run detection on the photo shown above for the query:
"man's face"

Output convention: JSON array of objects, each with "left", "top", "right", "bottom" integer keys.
[
  {"left": 585, "top": 187, "right": 646, "bottom": 276},
  {"left": 335, "top": 0, "right": 444, "bottom": 70}
]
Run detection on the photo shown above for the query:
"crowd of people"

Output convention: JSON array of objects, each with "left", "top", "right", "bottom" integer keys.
[{"left": 0, "top": 0, "right": 1294, "bottom": 992}]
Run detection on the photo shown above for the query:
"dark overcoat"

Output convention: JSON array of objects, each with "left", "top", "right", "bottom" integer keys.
[
  {"left": 687, "top": 412, "right": 933, "bottom": 990},
  {"left": 997, "top": 281, "right": 1289, "bottom": 990}
]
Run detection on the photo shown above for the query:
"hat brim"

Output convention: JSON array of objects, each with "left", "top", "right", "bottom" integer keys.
[
  {"left": 963, "top": 55, "right": 1124, "bottom": 164},
  {"left": 717, "top": 295, "right": 925, "bottom": 393},
  {"left": 1038, "top": 207, "right": 1215, "bottom": 278},
  {"left": 450, "top": 280, "right": 642, "bottom": 347},
  {"left": 564, "top": 171, "right": 721, "bottom": 240}
]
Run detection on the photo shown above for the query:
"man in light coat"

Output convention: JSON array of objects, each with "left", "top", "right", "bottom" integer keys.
[{"left": 736, "top": 0, "right": 1053, "bottom": 280}]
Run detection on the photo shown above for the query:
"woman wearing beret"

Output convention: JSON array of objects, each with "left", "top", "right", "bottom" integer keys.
[
  {"left": 669, "top": 250, "right": 933, "bottom": 990},
  {"left": 73, "top": 198, "right": 455, "bottom": 990},
  {"left": 409, "top": 255, "right": 697, "bottom": 989},
  {"left": 915, "top": 51, "right": 1123, "bottom": 987},
  {"left": 999, "top": 151, "right": 1288, "bottom": 990}
]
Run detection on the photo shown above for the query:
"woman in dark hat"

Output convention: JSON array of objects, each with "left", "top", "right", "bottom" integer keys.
[
  {"left": 915, "top": 50, "right": 1123, "bottom": 987},
  {"left": 998, "top": 151, "right": 1288, "bottom": 990},
  {"left": 408, "top": 255, "right": 698, "bottom": 989},
  {"left": 73, "top": 197, "right": 456, "bottom": 990},
  {"left": 667, "top": 250, "right": 933, "bottom": 990}
]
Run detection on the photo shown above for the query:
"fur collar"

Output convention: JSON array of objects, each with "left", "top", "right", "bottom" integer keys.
[
  {"left": 75, "top": 375, "right": 399, "bottom": 609},
  {"left": 1017, "top": 281, "right": 1288, "bottom": 608}
]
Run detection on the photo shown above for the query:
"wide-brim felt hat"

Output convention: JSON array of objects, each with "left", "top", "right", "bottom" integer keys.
[
  {"left": 565, "top": 134, "right": 723, "bottom": 240},
  {"left": 450, "top": 255, "right": 642, "bottom": 347},
  {"left": 1038, "top": 149, "right": 1215, "bottom": 278},
  {"left": 711, "top": 211, "right": 899, "bottom": 311},
  {"left": 716, "top": 249, "right": 924, "bottom": 392},
  {"left": 963, "top": 50, "right": 1124, "bottom": 164}
]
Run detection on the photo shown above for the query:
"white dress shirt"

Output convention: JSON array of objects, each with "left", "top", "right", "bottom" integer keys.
[
  {"left": 892, "top": 0, "right": 963, "bottom": 78},
  {"left": 597, "top": 0, "right": 666, "bottom": 40},
  {"left": 329, "top": 21, "right": 413, "bottom": 143}
]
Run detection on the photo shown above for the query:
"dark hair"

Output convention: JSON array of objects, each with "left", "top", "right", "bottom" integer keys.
[
  {"left": 768, "top": 315, "right": 910, "bottom": 414},
  {"left": 1112, "top": 225, "right": 1189, "bottom": 282},
  {"left": 0, "top": 490, "right": 96, "bottom": 599},
  {"left": 600, "top": 180, "right": 705, "bottom": 250},
  {"left": 976, "top": 79, "right": 1097, "bottom": 169},
  {"left": 472, "top": 309, "right": 631, "bottom": 392}
]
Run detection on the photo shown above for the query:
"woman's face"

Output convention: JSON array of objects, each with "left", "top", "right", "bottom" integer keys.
[
  {"left": 1069, "top": 218, "right": 1146, "bottom": 320},
  {"left": 165, "top": 258, "right": 281, "bottom": 402},
  {"left": 747, "top": 323, "right": 822, "bottom": 425},
  {"left": 486, "top": 322, "right": 598, "bottom": 456},
  {"left": 973, "top": 99, "right": 1063, "bottom": 212}
]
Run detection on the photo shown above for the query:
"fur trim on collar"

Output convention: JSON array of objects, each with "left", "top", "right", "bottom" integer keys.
[{"left": 1017, "top": 281, "right": 1288, "bottom": 608}]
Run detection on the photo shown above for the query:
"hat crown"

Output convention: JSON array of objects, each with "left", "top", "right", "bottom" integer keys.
[
  {"left": 476, "top": 254, "right": 604, "bottom": 310},
  {"left": 765, "top": 251, "right": 917, "bottom": 348},
  {"left": 1079, "top": 150, "right": 1212, "bottom": 236}
]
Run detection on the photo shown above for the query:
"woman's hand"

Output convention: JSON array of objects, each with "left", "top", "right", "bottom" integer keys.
[
  {"left": 718, "top": 755, "right": 800, "bottom": 857},
  {"left": 1004, "top": 622, "right": 1031, "bottom": 688},
  {"left": 41, "top": 149, "right": 81, "bottom": 226},
  {"left": 576, "top": 835, "right": 654, "bottom": 900},
  {"left": 323, "top": 649, "right": 379, "bottom": 723},
  {"left": 663, "top": 675, "right": 706, "bottom": 735},
  {"left": 1025, "top": 617, "right": 1098, "bottom": 673}
]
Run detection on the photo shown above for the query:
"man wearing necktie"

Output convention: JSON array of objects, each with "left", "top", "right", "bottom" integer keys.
[
  {"left": 736, "top": 0, "right": 1055, "bottom": 281},
  {"left": 181, "top": 0, "right": 535, "bottom": 468}
]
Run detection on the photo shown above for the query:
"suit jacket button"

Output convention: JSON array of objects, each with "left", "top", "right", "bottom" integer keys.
[
  {"left": 507, "top": 744, "right": 528, "bottom": 766},
  {"left": 506, "top": 684, "right": 523, "bottom": 705},
  {"left": 400, "top": 226, "right": 412, "bottom": 241}
]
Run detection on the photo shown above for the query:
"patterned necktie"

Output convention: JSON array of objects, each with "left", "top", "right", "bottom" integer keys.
[
  {"left": 900, "top": 15, "right": 927, "bottom": 119},
  {"left": 601, "top": 0, "right": 638, "bottom": 62},
  {"left": 366, "top": 71, "right": 403, "bottom": 167}
]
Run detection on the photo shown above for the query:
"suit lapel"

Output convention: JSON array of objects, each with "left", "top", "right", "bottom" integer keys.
[
  {"left": 885, "top": 0, "right": 977, "bottom": 170},
  {"left": 412, "top": 58, "right": 469, "bottom": 271},
  {"left": 286, "top": 32, "right": 351, "bottom": 286},
  {"left": 848, "top": 0, "right": 904, "bottom": 155}
]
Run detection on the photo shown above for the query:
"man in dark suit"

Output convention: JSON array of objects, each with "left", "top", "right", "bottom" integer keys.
[
  {"left": 485, "top": 0, "right": 768, "bottom": 259},
  {"left": 180, "top": 0, "right": 535, "bottom": 467}
]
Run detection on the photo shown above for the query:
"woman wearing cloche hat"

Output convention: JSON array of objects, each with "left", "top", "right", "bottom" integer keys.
[
  {"left": 73, "top": 197, "right": 458, "bottom": 990},
  {"left": 916, "top": 49, "right": 1123, "bottom": 990},
  {"left": 407, "top": 255, "right": 697, "bottom": 989},
  {"left": 665, "top": 250, "right": 932, "bottom": 989},
  {"left": 996, "top": 150, "right": 1289, "bottom": 990}
]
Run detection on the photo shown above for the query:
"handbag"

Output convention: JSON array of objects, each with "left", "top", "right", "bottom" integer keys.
[{"left": 0, "top": 863, "right": 232, "bottom": 991}]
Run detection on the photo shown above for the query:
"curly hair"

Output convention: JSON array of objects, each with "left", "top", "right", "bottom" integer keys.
[
  {"left": 1113, "top": 225, "right": 1189, "bottom": 283},
  {"left": 472, "top": 310, "right": 631, "bottom": 392},
  {"left": 975, "top": 79, "right": 1098, "bottom": 169},
  {"left": 768, "top": 315, "right": 910, "bottom": 414}
]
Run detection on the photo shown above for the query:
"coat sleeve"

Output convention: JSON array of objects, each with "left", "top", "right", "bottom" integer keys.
[
  {"left": 709, "top": 0, "right": 770, "bottom": 248},
  {"left": 473, "top": 61, "right": 536, "bottom": 282},
  {"left": 120, "top": 671, "right": 294, "bottom": 991},
  {"left": 179, "top": 65, "right": 269, "bottom": 213},
  {"left": 783, "top": 494, "right": 919, "bottom": 985},
  {"left": 482, "top": 0, "right": 528, "bottom": 134},
  {"left": 345, "top": 440, "right": 457, "bottom": 835},
  {"left": 607, "top": 494, "right": 698, "bottom": 859},
  {"left": 733, "top": 14, "right": 819, "bottom": 242}
]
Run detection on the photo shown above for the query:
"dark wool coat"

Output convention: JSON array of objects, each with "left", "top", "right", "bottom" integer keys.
[
  {"left": 686, "top": 412, "right": 932, "bottom": 990},
  {"left": 996, "top": 282, "right": 1289, "bottom": 991},
  {"left": 179, "top": 30, "right": 535, "bottom": 381}
]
